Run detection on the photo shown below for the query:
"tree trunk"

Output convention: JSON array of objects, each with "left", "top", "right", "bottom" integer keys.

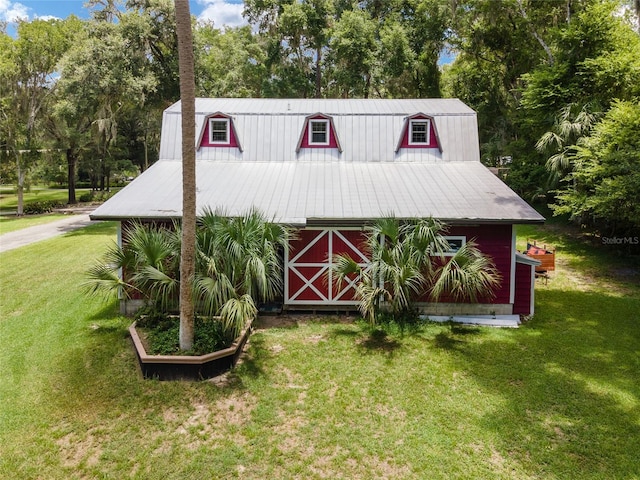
[
  {"left": 315, "top": 46, "right": 322, "bottom": 98},
  {"left": 100, "top": 159, "right": 106, "bottom": 191},
  {"left": 516, "top": 0, "right": 554, "bottom": 66},
  {"left": 16, "top": 156, "right": 24, "bottom": 216},
  {"left": 175, "top": 0, "right": 197, "bottom": 351},
  {"left": 67, "top": 148, "right": 77, "bottom": 204}
]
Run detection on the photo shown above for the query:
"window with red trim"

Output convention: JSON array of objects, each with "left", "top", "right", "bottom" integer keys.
[
  {"left": 309, "top": 119, "right": 329, "bottom": 145},
  {"left": 409, "top": 119, "right": 430, "bottom": 145},
  {"left": 209, "top": 118, "right": 229, "bottom": 144},
  {"left": 199, "top": 114, "right": 239, "bottom": 149}
]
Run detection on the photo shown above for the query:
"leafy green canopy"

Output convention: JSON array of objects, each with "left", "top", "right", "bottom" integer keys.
[{"left": 552, "top": 100, "right": 640, "bottom": 234}]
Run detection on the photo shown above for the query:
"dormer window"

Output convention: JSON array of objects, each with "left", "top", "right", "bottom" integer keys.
[
  {"left": 209, "top": 118, "right": 229, "bottom": 143},
  {"left": 296, "top": 113, "right": 342, "bottom": 153},
  {"left": 198, "top": 112, "right": 242, "bottom": 150},
  {"left": 395, "top": 113, "right": 441, "bottom": 152},
  {"left": 410, "top": 119, "right": 430, "bottom": 144},
  {"left": 309, "top": 119, "right": 329, "bottom": 145}
]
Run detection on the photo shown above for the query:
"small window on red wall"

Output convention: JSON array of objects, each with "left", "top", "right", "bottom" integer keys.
[
  {"left": 309, "top": 119, "right": 329, "bottom": 145},
  {"left": 409, "top": 119, "right": 430, "bottom": 145}
]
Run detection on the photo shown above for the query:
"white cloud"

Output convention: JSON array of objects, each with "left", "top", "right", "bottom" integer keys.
[
  {"left": 0, "top": 0, "right": 30, "bottom": 22},
  {"left": 35, "top": 14, "right": 61, "bottom": 21},
  {"left": 197, "top": 0, "right": 246, "bottom": 29}
]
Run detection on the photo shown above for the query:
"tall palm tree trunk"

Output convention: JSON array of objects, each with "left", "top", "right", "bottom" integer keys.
[{"left": 175, "top": 0, "right": 196, "bottom": 350}]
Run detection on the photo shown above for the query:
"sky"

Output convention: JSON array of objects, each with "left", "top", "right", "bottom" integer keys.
[{"left": 0, "top": 0, "right": 248, "bottom": 30}]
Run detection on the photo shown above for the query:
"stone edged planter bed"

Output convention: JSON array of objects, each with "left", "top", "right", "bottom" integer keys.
[{"left": 129, "top": 321, "right": 252, "bottom": 381}]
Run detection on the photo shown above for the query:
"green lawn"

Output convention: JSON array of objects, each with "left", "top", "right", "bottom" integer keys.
[
  {"left": 0, "top": 185, "right": 120, "bottom": 212},
  {"left": 1, "top": 221, "right": 639, "bottom": 479},
  {"left": 0, "top": 185, "right": 80, "bottom": 211}
]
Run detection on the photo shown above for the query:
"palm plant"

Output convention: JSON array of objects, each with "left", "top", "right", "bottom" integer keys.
[
  {"left": 85, "top": 221, "right": 181, "bottom": 311},
  {"left": 195, "top": 208, "right": 289, "bottom": 336},
  {"left": 535, "top": 103, "right": 598, "bottom": 183},
  {"left": 331, "top": 217, "right": 501, "bottom": 324},
  {"left": 86, "top": 209, "right": 290, "bottom": 342}
]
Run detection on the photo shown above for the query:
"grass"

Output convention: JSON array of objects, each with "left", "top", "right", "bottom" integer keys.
[
  {"left": 0, "top": 184, "right": 120, "bottom": 212},
  {"left": 0, "top": 213, "right": 69, "bottom": 234},
  {"left": 1, "top": 220, "right": 639, "bottom": 479},
  {"left": 0, "top": 185, "right": 81, "bottom": 211}
]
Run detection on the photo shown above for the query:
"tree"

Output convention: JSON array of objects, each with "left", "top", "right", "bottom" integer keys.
[
  {"left": 245, "top": 0, "right": 332, "bottom": 98},
  {"left": 443, "top": 0, "right": 570, "bottom": 170},
  {"left": 521, "top": 1, "right": 640, "bottom": 126},
  {"left": 195, "top": 23, "right": 266, "bottom": 97},
  {"left": 553, "top": 100, "right": 640, "bottom": 235},
  {"left": 331, "top": 218, "right": 501, "bottom": 324},
  {"left": 175, "top": 0, "right": 197, "bottom": 350},
  {"left": 520, "top": 0, "right": 640, "bottom": 202},
  {"left": 535, "top": 103, "right": 598, "bottom": 183},
  {"left": 328, "top": 9, "right": 377, "bottom": 98},
  {"left": 53, "top": 18, "right": 157, "bottom": 201},
  {"left": 0, "top": 19, "right": 76, "bottom": 214}
]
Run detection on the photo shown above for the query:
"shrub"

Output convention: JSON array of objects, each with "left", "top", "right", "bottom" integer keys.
[
  {"left": 78, "top": 192, "right": 94, "bottom": 203},
  {"left": 86, "top": 208, "right": 290, "bottom": 340},
  {"left": 137, "top": 314, "right": 235, "bottom": 356},
  {"left": 24, "top": 201, "right": 63, "bottom": 215}
]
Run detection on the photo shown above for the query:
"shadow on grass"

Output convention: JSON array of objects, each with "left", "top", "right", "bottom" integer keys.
[
  {"left": 65, "top": 221, "right": 117, "bottom": 237},
  {"left": 328, "top": 327, "right": 360, "bottom": 338},
  {"left": 449, "top": 287, "right": 640, "bottom": 477},
  {"left": 357, "top": 328, "right": 402, "bottom": 356},
  {"left": 236, "top": 333, "right": 267, "bottom": 379},
  {"left": 433, "top": 331, "right": 464, "bottom": 350},
  {"left": 86, "top": 300, "right": 121, "bottom": 322}
]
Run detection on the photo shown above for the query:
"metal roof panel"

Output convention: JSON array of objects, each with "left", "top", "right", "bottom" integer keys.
[{"left": 91, "top": 161, "right": 544, "bottom": 224}]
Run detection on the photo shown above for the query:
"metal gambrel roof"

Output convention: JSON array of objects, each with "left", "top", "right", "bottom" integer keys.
[
  {"left": 159, "top": 98, "right": 480, "bottom": 164},
  {"left": 92, "top": 98, "right": 543, "bottom": 225},
  {"left": 91, "top": 160, "right": 545, "bottom": 225}
]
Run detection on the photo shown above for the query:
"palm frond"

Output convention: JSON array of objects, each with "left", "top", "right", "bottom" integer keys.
[
  {"left": 83, "top": 262, "right": 134, "bottom": 299},
  {"left": 193, "top": 272, "right": 235, "bottom": 316},
  {"left": 354, "top": 281, "right": 389, "bottom": 325},
  {"left": 133, "top": 265, "right": 179, "bottom": 311},
  {"left": 430, "top": 240, "right": 501, "bottom": 303},
  {"left": 220, "top": 294, "right": 257, "bottom": 338}
]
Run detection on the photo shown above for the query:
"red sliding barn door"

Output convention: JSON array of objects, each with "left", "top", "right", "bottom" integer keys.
[{"left": 285, "top": 229, "right": 369, "bottom": 306}]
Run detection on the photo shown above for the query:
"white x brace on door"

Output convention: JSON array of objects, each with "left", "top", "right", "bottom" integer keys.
[{"left": 285, "top": 228, "right": 370, "bottom": 306}]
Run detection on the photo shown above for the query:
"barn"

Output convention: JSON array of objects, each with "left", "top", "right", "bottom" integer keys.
[{"left": 91, "top": 98, "right": 544, "bottom": 317}]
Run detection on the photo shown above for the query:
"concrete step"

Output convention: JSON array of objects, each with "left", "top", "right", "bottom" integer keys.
[{"left": 422, "top": 314, "right": 520, "bottom": 328}]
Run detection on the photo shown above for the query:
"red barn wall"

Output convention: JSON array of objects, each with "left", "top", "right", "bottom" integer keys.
[
  {"left": 419, "top": 224, "right": 513, "bottom": 304},
  {"left": 513, "top": 262, "right": 534, "bottom": 315}
]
